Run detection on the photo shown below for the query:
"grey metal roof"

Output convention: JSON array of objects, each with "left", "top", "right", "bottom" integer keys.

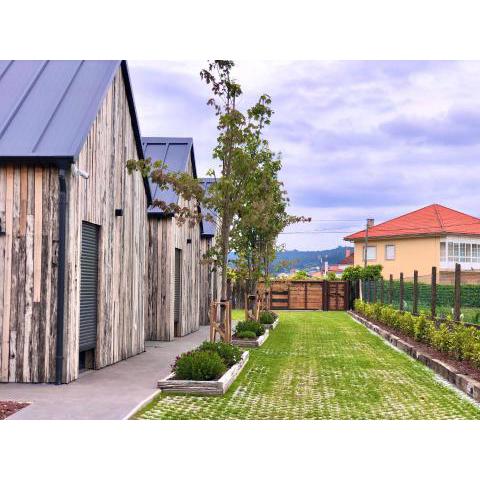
[
  {"left": 0, "top": 60, "right": 150, "bottom": 202},
  {"left": 142, "top": 137, "right": 197, "bottom": 216},
  {"left": 0, "top": 60, "right": 119, "bottom": 159},
  {"left": 199, "top": 177, "right": 217, "bottom": 237}
]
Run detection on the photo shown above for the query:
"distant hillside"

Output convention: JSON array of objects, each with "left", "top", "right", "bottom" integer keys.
[{"left": 271, "top": 246, "right": 350, "bottom": 273}]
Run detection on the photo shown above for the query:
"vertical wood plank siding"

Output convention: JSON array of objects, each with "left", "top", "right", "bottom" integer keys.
[
  {"left": 146, "top": 154, "right": 212, "bottom": 340},
  {"left": 199, "top": 236, "right": 220, "bottom": 326},
  {"left": 0, "top": 67, "right": 147, "bottom": 383},
  {"left": 64, "top": 68, "right": 147, "bottom": 383},
  {"left": 0, "top": 166, "right": 59, "bottom": 382},
  {"left": 146, "top": 218, "right": 174, "bottom": 340}
]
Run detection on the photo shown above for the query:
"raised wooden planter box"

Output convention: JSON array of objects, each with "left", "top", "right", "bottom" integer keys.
[
  {"left": 261, "top": 318, "right": 279, "bottom": 330},
  {"left": 232, "top": 328, "right": 270, "bottom": 347},
  {"left": 157, "top": 351, "right": 249, "bottom": 396}
]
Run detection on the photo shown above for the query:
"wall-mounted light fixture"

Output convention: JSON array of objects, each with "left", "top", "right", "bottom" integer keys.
[
  {"left": 72, "top": 164, "right": 90, "bottom": 179},
  {"left": 115, "top": 209, "right": 123, "bottom": 217},
  {"left": 0, "top": 218, "right": 5, "bottom": 236}
]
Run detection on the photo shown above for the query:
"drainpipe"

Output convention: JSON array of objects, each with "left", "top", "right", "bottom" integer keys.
[{"left": 55, "top": 169, "right": 67, "bottom": 385}]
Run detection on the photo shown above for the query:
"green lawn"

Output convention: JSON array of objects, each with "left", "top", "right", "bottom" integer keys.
[{"left": 135, "top": 310, "right": 480, "bottom": 419}]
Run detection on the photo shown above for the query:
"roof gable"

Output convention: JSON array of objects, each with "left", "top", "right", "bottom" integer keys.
[
  {"left": 345, "top": 204, "right": 480, "bottom": 241},
  {"left": 0, "top": 60, "right": 144, "bottom": 165},
  {"left": 142, "top": 137, "right": 196, "bottom": 215}
]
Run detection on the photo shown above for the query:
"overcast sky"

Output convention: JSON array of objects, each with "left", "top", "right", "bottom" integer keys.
[{"left": 129, "top": 61, "right": 480, "bottom": 251}]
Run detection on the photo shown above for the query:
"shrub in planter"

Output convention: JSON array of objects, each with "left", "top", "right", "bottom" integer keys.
[
  {"left": 235, "top": 320, "right": 265, "bottom": 337},
  {"left": 198, "top": 341, "right": 242, "bottom": 367},
  {"left": 236, "top": 330, "right": 257, "bottom": 339},
  {"left": 174, "top": 350, "right": 227, "bottom": 381},
  {"left": 259, "top": 311, "right": 276, "bottom": 324}
]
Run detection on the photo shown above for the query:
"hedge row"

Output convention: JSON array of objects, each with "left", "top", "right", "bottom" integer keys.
[{"left": 354, "top": 299, "right": 480, "bottom": 368}]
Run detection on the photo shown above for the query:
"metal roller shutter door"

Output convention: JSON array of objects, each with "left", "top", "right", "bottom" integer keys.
[{"left": 79, "top": 222, "right": 99, "bottom": 352}]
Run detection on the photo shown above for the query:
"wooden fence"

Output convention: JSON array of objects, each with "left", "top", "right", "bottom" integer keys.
[{"left": 259, "top": 280, "right": 350, "bottom": 311}]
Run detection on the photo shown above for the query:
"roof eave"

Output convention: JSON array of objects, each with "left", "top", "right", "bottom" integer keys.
[
  {"left": 0, "top": 155, "right": 74, "bottom": 168},
  {"left": 345, "top": 231, "right": 480, "bottom": 242}
]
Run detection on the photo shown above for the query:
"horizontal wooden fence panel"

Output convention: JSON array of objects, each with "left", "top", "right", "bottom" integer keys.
[{"left": 259, "top": 280, "right": 349, "bottom": 311}]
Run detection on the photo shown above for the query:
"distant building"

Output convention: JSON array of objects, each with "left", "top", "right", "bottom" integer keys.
[
  {"left": 344, "top": 204, "right": 480, "bottom": 283},
  {"left": 339, "top": 248, "right": 354, "bottom": 268}
]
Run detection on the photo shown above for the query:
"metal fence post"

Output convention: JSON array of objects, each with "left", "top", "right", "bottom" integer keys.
[
  {"left": 389, "top": 274, "right": 393, "bottom": 304},
  {"left": 413, "top": 270, "right": 418, "bottom": 315},
  {"left": 373, "top": 278, "right": 377, "bottom": 303},
  {"left": 454, "top": 263, "right": 461, "bottom": 322},
  {"left": 380, "top": 278, "right": 384, "bottom": 304},
  {"left": 399, "top": 272, "right": 404, "bottom": 312},
  {"left": 431, "top": 266, "right": 437, "bottom": 320}
]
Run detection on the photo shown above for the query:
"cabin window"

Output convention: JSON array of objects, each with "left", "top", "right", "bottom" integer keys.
[
  {"left": 363, "top": 245, "right": 377, "bottom": 261},
  {"left": 385, "top": 244, "right": 395, "bottom": 260}
]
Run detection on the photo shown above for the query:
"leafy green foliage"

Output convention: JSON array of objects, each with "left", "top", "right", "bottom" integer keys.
[
  {"left": 342, "top": 264, "right": 383, "bottom": 281},
  {"left": 291, "top": 270, "right": 309, "bottom": 280},
  {"left": 174, "top": 350, "right": 227, "bottom": 381},
  {"left": 354, "top": 300, "right": 480, "bottom": 366},
  {"left": 236, "top": 330, "right": 257, "bottom": 339},
  {"left": 326, "top": 272, "right": 337, "bottom": 281},
  {"left": 259, "top": 311, "right": 276, "bottom": 324},
  {"left": 235, "top": 320, "right": 265, "bottom": 337},
  {"left": 198, "top": 341, "right": 242, "bottom": 367}
]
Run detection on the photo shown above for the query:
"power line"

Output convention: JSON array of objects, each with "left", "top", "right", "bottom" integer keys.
[{"left": 281, "top": 219, "right": 480, "bottom": 236}]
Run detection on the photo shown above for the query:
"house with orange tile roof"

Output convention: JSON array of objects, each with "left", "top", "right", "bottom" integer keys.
[{"left": 344, "top": 204, "right": 480, "bottom": 283}]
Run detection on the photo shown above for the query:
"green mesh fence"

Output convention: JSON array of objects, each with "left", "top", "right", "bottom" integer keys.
[{"left": 362, "top": 278, "right": 480, "bottom": 324}]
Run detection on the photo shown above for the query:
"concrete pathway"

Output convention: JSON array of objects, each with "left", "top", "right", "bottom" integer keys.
[{"left": 0, "top": 326, "right": 209, "bottom": 420}]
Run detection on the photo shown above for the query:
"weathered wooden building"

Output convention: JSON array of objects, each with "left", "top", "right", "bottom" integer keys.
[
  {"left": 0, "top": 60, "right": 150, "bottom": 383},
  {"left": 143, "top": 137, "right": 206, "bottom": 341},
  {"left": 198, "top": 178, "right": 220, "bottom": 326}
]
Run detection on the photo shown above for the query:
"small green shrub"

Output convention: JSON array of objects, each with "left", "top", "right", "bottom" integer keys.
[
  {"left": 259, "top": 311, "right": 276, "bottom": 324},
  {"left": 354, "top": 299, "right": 480, "bottom": 368},
  {"left": 236, "top": 330, "right": 257, "bottom": 339},
  {"left": 198, "top": 341, "right": 242, "bottom": 367},
  {"left": 174, "top": 350, "right": 227, "bottom": 381},
  {"left": 235, "top": 320, "right": 265, "bottom": 337}
]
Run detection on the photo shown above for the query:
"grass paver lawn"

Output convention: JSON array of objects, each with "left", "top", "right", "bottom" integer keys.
[{"left": 135, "top": 311, "right": 480, "bottom": 419}]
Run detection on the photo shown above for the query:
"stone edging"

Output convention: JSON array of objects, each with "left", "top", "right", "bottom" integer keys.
[
  {"left": 157, "top": 350, "right": 250, "bottom": 395},
  {"left": 123, "top": 389, "right": 162, "bottom": 420},
  {"left": 262, "top": 318, "right": 279, "bottom": 330},
  {"left": 349, "top": 310, "right": 480, "bottom": 402},
  {"left": 232, "top": 327, "right": 270, "bottom": 347}
]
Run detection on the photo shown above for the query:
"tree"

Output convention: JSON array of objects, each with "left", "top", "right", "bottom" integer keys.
[
  {"left": 230, "top": 131, "right": 309, "bottom": 312},
  {"left": 341, "top": 264, "right": 383, "bottom": 281},
  {"left": 127, "top": 61, "right": 291, "bottom": 303}
]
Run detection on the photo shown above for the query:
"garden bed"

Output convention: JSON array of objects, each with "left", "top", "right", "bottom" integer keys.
[
  {"left": 262, "top": 318, "right": 279, "bottom": 330},
  {"left": 349, "top": 310, "right": 480, "bottom": 402},
  {"left": 158, "top": 350, "right": 249, "bottom": 395},
  {"left": 233, "top": 328, "right": 270, "bottom": 347},
  {"left": 0, "top": 400, "right": 29, "bottom": 420}
]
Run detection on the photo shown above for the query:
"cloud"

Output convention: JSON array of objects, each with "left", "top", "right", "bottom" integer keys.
[
  {"left": 128, "top": 60, "right": 480, "bottom": 250},
  {"left": 381, "top": 107, "right": 480, "bottom": 146}
]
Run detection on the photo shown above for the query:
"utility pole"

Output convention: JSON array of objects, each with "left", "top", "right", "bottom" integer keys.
[
  {"left": 364, "top": 219, "right": 369, "bottom": 268},
  {"left": 364, "top": 218, "right": 374, "bottom": 268}
]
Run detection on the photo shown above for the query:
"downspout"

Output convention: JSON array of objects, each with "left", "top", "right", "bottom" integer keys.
[{"left": 55, "top": 169, "right": 67, "bottom": 385}]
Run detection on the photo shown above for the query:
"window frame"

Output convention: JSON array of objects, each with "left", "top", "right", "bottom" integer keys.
[
  {"left": 362, "top": 245, "right": 377, "bottom": 261},
  {"left": 385, "top": 244, "right": 395, "bottom": 261}
]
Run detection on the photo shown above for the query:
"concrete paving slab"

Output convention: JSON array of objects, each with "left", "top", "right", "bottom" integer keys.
[{"left": 0, "top": 326, "right": 209, "bottom": 420}]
